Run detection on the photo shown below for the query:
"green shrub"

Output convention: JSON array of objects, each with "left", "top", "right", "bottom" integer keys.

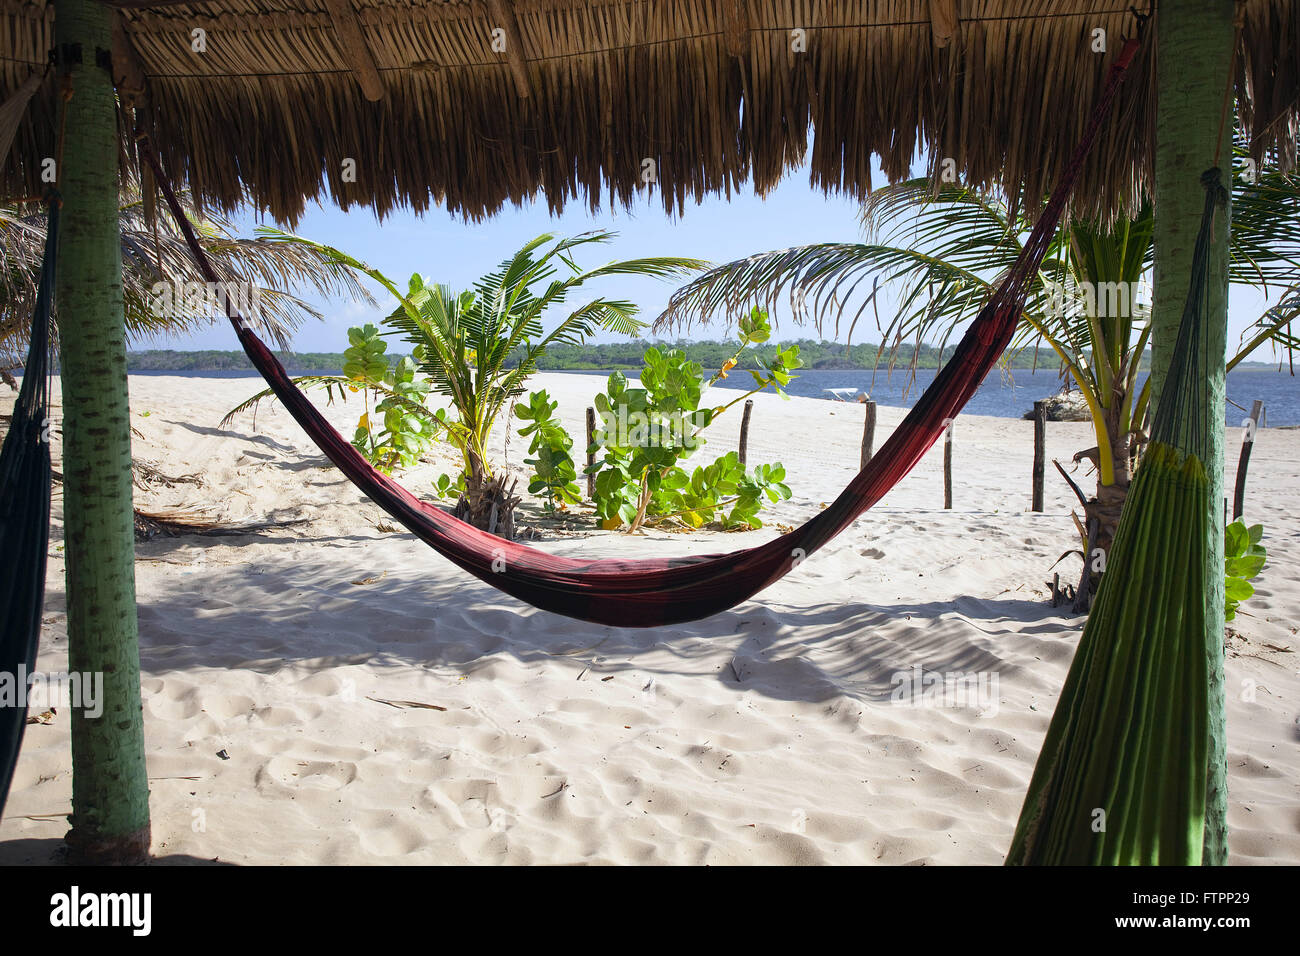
[
  {"left": 515, "top": 389, "right": 582, "bottom": 512},
  {"left": 230, "top": 232, "right": 703, "bottom": 533},
  {"left": 344, "top": 323, "right": 433, "bottom": 473},
  {"left": 1224, "top": 519, "right": 1266, "bottom": 622},
  {"left": 586, "top": 308, "right": 799, "bottom": 532}
]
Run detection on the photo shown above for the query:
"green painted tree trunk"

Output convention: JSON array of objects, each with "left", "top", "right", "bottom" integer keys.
[
  {"left": 54, "top": 0, "right": 151, "bottom": 863},
  {"left": 1150, "top": 0, "right": 1233, "bottom": 865}
]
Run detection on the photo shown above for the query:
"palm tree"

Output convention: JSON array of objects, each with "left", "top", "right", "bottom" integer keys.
[
  {"left": 0, "top": 184, "right": 375, "bottom": 369},
  {"left": 228, "top": 231, "right": 705, "bottom": 535},
  {"left": 658, "top": 157, "right": 1300, "bottom": 605}
]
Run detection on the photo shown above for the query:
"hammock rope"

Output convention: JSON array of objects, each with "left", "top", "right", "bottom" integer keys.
[{"left": 134, "top": 40, "right": 1139, "bottom": 627}]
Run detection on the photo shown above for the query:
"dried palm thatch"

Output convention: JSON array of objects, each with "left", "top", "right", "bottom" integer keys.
[{"left": 2, "top": 2, "right": 1297, "bottom": 226}]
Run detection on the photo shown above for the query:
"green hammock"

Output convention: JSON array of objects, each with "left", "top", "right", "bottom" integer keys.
[
  {"left": 0, "top": 200, "right": 57, "bottom": 818},
  {"left": 1007, "top": 169, "right": 1228, "bottom": 866}
]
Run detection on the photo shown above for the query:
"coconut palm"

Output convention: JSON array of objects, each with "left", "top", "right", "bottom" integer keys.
[
  {"left": 0, "top": 185, "right": 375, "bottom": 369},
  {"left": 227, "top": 230, "right": 706, "bottom": 535},
  {"left": 658, "top": 155, "right": 1300, "bottom": 606}
]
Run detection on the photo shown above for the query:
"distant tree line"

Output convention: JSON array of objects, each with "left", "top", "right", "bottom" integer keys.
[
  {"left": 125, "top": 349, "right": 356, "bottom": 371},
  {"left": 127, "top": 339, "right": 1105, "bottom": 372},
  {"left": 520, "top": 338, "right": 985, "bottom": 370}
]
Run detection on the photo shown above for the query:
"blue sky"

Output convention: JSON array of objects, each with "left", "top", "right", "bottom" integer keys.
[{"left": 138, "top": 159, "right": 1277, "bottom": 357}]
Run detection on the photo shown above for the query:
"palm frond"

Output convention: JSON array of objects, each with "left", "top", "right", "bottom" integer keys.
[
  {"left": 657, "top": 177, "right": 1025, "bottom": 341},
  {"left": 1230, "top": 286, "right": 1300, "bottom": 371},
  {"left": 1229, "top": 166, "right": 1300, "bottom": 290},
  {"left": 221, "top": 375, "right": 359, "bottom": 426},
  {"left": 1, "top": 197, "right": 377, "bottom": 360}
]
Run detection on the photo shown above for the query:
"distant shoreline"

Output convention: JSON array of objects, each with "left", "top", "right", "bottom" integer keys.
[
  {"left": 8, "top": 362, "right": 1296, "bottom": 424},
  {"left": 110, "top": 364, "right": 1296, "bottom": 426},
  {"left": 113, "top": 345, "right": 1280, "bottom": 374}
]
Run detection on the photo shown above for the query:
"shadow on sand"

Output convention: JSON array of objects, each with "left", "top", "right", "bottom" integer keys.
[
  {"left": 0, "top": 837, "right": 237, "bottom": 866},
  {"left": 116, "top": 542, "right": 1084, "bottom": 706}
]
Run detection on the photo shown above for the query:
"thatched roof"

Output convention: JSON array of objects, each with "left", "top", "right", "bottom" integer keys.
[{"left": 3, "top": 1, "right": 1299, "bottom": 224}]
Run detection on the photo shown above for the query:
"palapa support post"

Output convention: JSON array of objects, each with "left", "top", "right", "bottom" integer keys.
[
  {"left": 1232, "top": 400, "right": 1264, "bottom": 520},
  {"left": 720, "top": 0, "right": 751, "bottom": 57},
  {"left": 943, "top": 419, "right": 953, "bottom": 510},
  {"left": 54, "top": 0, "right": 151, "bottom": 864},
  {"left": 738, "top": 399, "right": 753, "bottom": 467},
  {"left": 1032, "top": 400, "right": 1047, "bottom": 512},
  {"left": 323, "top": 0, "right": 387, "bottom": 102},
  {"left": 860, "top": 399, "right": 877, "bottom": 470},
  {"left": 928, "top": 0, "right": 959, "bottom": 47},
  {"left": 484, "top": 0, "right": 532, "bottom": 98},
  {"left": 585, "top": 406, "right": 596, "bottom": 499}
]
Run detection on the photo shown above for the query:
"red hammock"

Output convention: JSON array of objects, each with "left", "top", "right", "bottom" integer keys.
[{"left": 137, "top": 40, "right": 1137, "bottom": 627}]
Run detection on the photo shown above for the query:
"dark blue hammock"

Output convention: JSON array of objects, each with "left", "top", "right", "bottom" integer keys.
[{"left": 0, "top": 201, "right": 57, "bottom": 817}]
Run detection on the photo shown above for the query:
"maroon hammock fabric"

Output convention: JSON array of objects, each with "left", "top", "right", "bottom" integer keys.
[{"left": 138, "top": 40, "right": 1137, "bottom": 627}]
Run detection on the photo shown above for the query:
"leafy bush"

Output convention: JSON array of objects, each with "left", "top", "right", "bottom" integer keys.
[
  {"left": 431, "top": 471, "right": 466, "bottom": 500},
  {"left": 663, "top": 453, "right": 792, "bottom": 530},
  {"left": 229, "top": 232, "right": 702, "bottom": 533},
  {"left": 343, "top": 323, "right": 433, "bottom": 473},
  {"left": 1224, "top": 519, "right": 1266, "bottom": 622},
  {"left": 586, "top": 308, "right": 800, "bottom": 531},
  {"left": 515, "top": 389, "right": 582, "bottom": 512}
]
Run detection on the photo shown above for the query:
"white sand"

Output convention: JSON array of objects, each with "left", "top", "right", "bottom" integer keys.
[{"left": 2, "top": 371, "right": 1297, "bottom": 864}]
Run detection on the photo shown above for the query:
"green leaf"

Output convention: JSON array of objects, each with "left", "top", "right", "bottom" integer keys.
[
  {"left": 1225, "top": 577, "right": 1255, "bottom": 602},
  {"left": 1225, "top": 520, "right": 1249, "bottom": 558},
  {"left": 1225, "top": 554, "right": 1266, "bottom": 580}
]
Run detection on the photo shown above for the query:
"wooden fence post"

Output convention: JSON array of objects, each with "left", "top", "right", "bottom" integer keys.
[
  {"left": 943, "top": 418, "right": 953, "bottom": 510},
  {"left": 738, "top": 399, "right": 753, "bottom": 467},
  {"left": 860, "top": 400, "right": 877, "bottom": 470},
  {"left": 1032, "top": 399, "right": 1047, "bottom": 512},
  {"left": 585, "top": 406, "right": 596, "bottom": 498},
  {"left": 1232, "top": 400, "right": 1264, "bottom": 520}
]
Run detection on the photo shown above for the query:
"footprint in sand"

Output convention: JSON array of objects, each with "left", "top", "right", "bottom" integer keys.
[
  {"left": 355, "top": 813, "right": 431, "bottom": 857},
  {"left": 252, "top": 704, "right": 321, "bottom": 727},
  {"left": 290, "top": 672, "right": 348, "bottom": 697},
  {"left": 260, "top": 756, "right": 359, "bottom": 791},
  {"left": 144, "top": 679, "right": 203, "bottom": 720},
  {"left": 418, "top": 780, "right": 501, "bottom": 829},
  {"left": 200, "top": 693, "right": 256, "bottom": 720}
]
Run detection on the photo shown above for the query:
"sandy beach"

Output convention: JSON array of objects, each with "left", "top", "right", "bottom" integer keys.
[{"left": 2, "top": 371, "right": 1296, "bottom": 865}]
